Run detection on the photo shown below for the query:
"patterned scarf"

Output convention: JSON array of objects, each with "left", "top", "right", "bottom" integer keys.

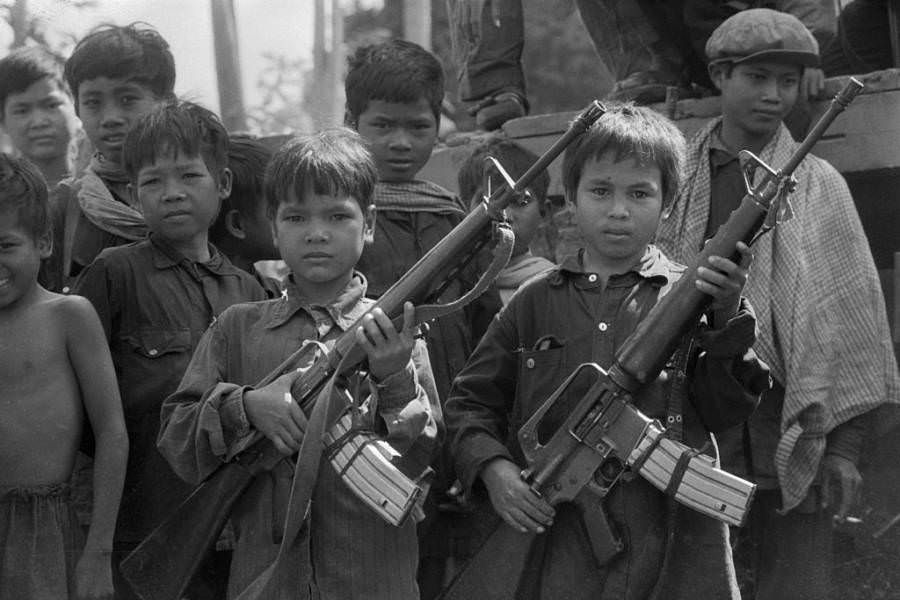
[
  {"left": 657, "top": 118, "right": 900, "bottom": 510},
  {"left": 60, "top": 154, "right": 147, "bottom": 241},
  {"left": 373, "top": 179, "right": 467, "bottom": 215}
]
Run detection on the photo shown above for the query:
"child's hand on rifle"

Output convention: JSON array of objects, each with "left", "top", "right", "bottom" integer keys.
[
  {"left": 695, "top": 241, "right": 753, "bottom": 326},
  {"left": 481, "top": 457, "right": 555, "bottom": 534},
  {"left": 244, "top": 369, "right": 308, "bottom": 455},
  {"left": 357, "top": 301, "right": 418, "bottom": 382}
]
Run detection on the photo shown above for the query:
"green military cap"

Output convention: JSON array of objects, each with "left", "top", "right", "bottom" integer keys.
[{"left": 706, "top": 8, "right": 820, "bottom": 68}]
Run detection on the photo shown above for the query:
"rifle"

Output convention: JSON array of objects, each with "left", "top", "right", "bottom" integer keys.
[
  {"left": 119, "top": 101, "right": 607, "bottom": 600},
  {"left": 440, "top": 78, "right": 864, "bottom": 600}
]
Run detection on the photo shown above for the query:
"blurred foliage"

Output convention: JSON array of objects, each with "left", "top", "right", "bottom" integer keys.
[{"left": 0, "top": 0, "right": 94, "bottom": 54}]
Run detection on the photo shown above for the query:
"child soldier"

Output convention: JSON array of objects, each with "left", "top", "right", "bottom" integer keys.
[
  {"left": 655, "top": 9, "right": 900, "bottom": 599},
  {"left": 458, "top": 137, "right": 555, "bottom": 304},
  {"left": 0, "top": 47, "right": 80, "bottom": 188},
  {"left": 157, "top": 128, "right": 438, "bottom": 599},
  {"left": 72, "top": 100, "right": 266, "bottom": 598},
  {"left": 344, "top": 39, "right": 501, "bottom": 598},
  {"left": 47, "top": 23, "right": 175, "bottom": 291},
  {"left": 445, "top": 104, "right": 770, "bottom": 599},
  {"left": 209, "top": 133, "right": 281, "bottom": 296},
  {"left": 0, "top": 153, "right": 128, "bottom": 599}
]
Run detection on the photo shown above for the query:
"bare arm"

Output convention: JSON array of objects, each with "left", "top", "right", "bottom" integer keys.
[{"left": 64, "top": 296, "right": 128, "bottom": 600}]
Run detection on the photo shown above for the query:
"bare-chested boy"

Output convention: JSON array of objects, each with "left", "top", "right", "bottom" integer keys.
[{"left": 0, "top": 153, "right": 128, "bottom": 599}]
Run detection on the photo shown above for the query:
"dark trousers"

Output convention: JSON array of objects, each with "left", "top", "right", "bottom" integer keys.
[{"left": 732, "top": 488, "right": 833, "bottom": 600}]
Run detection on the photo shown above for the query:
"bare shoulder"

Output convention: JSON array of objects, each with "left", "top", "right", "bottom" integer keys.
[{"left": 42, "top": 292, "right": 101, "bottom": 328}]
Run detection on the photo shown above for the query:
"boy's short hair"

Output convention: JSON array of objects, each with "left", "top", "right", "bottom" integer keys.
[
  {"left": 64, "top": 23, "right": 176, "bottom": 105},
  {"left": 122, "top": 99, "right": 229, "bottom": 182},
  {"left": 210, "top": 134, "right": 272, "bottom": 241},
  {"left": 458, "top": 137, "right": 550, "bottom": 214},
  {"left": 0, "top": 47, "right": 67, "bottom": 116},
  {"left": 0, "top": 154, "right": 50, "bottom": 240},
  {"left": 562, "top": 103, "right": 686, "bottom": 210},
  {"left": 265, "top": 128, "right": 377, "bottom": 218},
  {"left": 345, "top": 39, "right": 444, "bottom": 123}
]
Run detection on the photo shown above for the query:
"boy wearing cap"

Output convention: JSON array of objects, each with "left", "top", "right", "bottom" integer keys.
[{"left": 656, "top": 9, "right": 900, "bottom": 600}]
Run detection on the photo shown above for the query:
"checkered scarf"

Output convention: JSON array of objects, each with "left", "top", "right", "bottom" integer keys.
[
  {"left": 657, "top": 118, "right": 900, "bottom": 510},
  {"left": 374, "top": 180, "right": 467, "bottom": 215}
]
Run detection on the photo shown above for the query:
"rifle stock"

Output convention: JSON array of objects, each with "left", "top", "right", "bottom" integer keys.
[
  {"left": 120, "top": 101, "right": 606, "bottom": 600},
  {"left": 440, "top": 79, "right": 863, "bottom": 600}
]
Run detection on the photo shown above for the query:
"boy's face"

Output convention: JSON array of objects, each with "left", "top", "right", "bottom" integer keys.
[
  {"left": 0, "top": 211, "right": 50, "bottom": 310},
  {"left": 505, "top": 189, "right": 543, "bottom": 257},
  {"left": 132, "top": 150, "right": 231, "bottom": 248},
  {"left": 354, "top": 98, "right": 437, "bottom": 182},
  {"left": 570, "top": 151, "right": 662, "bottom": 274},
  {"left": 272, "top": 186, "right": 374, "bottom": 294},
  {"left": 76, "top": 76, "right": 164, "bottom": 166},
  {"left": 2, "top": 77, "right": 78, "bottom": 165},
  {"left": 711, "top": 61, "right": 802, "bottom": 141}
]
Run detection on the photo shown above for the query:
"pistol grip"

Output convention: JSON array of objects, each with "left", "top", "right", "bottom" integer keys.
[{"left": 575, "top": 498, "right": 623, "bottom": 568}]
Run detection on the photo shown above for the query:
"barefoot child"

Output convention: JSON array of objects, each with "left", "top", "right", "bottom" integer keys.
[{"left": 0, "top": 153, "right": 128, "bottom": 599}]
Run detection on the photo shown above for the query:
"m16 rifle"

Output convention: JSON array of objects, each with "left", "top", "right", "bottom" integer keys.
[
  {"left": 118, "top": 101, "right": 606, "bottom": 600},
  {"left": 441, "top": 78, "right": 864, "bottom": 600}
]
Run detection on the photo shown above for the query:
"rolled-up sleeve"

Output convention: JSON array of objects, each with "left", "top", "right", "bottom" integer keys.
[
  {"left": 370, "top": 337, "right": 439, "bottom": 459},
  {"left": 691, "top": 297, "right": 772, "bottom": 432}
]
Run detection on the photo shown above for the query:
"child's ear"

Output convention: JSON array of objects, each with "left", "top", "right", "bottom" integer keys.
[
  {"left": 708, "top": 63, "right": 726, "bottom": 92},
  {"left": 223, "top": 209, "right": 246, "bottom": 240},
  {"left": 344, "top": 108, "right": 358, "bottom": 129},
  {"left": 363, "top": 204, "right": 376, "bottom": 244},
  {"left": 128, "top": 183, "right": 139, "bottom": 208},
  {"left": 217, "top": 167, "right": 233, "bottom": 200},
  {"left": 36, "top": 230, "right": 52, "bottom": 259}
]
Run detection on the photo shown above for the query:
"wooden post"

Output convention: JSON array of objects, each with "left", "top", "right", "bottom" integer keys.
[
  {"left": 210, "top": 0, "right": 247, "bottom": 130},
  {"left": 403, "top": 0, "right": 431, "bottom": 51}
]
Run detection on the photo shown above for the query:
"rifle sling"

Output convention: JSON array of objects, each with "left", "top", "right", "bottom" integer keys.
[
  {"left": 233, "top": 221, "right": 514, "bottom": 599},
  {"left": 664, "top": 442, "right": 710, "bottom": 498}
]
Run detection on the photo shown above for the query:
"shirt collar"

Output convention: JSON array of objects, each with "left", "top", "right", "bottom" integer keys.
[
  {"left": 149, "top": 233, "right": 230, "bottom": 274},
  {"left": 552, "top": 246, "right": 673, "bottom": 287},
  {"left": 709, "top": 124, "right": 740, "bottom": 170},
  {"left": 264, "top": 271, "right": 371, "bottom": 331}
]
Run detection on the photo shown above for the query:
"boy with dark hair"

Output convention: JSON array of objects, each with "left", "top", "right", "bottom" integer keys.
[
  {"left": 47, "top": 23, "right": 175, "bottom": 292},
  {"left": 344, "top": 39, "right": 502, "bottom": 597},
  {"left": 0, "top": 153, "right": 128, "bottom": 599},
  {"left": 73, "top": 100, "right": 265, "bottom": 599},
  {"left": 0, "top": 46, "right": 79, "bottom": 187},
  {"left": 445, "top": 104, "right": 770, "bottom": 599},
  {"left": 458, "top": 137, "right": 555, "bottom": 304},
  {"left": 158, "top": 128, "right": 438, "bottom": 599},
  {"left": 656, "top": 9, "right": 900, "bottom": 599},
  {"left": 209, "top": 133, "right": 281, "bottom": 295}
]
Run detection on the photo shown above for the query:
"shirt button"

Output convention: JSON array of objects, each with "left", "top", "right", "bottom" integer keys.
[
  {"left": 62, "top": 286, "right": 70, "bottom": 294},
  {"left": 598, "top": 322, "right": 608, "bottom": 332},
  {"left": 148, "top": 349, "right": 159, "bottom": 356},
  {"left": 588, "top": 274, "right": 598, "bottom": 283},
  {"left": 526, "top": 358, "right": 535, "bottom": 369}
]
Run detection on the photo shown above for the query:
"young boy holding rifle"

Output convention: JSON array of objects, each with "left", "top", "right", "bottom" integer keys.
[
  {"left": 444, "top": 103, "right": 770, "bottom": 599},
  {"left": 157, "top": 128, "right": 438, "bottom": 600},
  {"left": 655, "top": 9, "right": 900, "bottom": 599}
]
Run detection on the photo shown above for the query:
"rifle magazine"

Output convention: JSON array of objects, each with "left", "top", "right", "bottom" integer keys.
[
  {"left": 325, "top": 412, "right": 424, "bottom": 526},
  {"left": 628, "top": 425, "right": 756, "bottom": 527}
]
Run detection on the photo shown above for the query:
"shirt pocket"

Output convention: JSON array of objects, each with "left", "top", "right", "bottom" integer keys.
[
  {"left": 127, "top": 328, "right": 192, "bottom": 360},
  {"left": 120, "top": 328, "right": 193, "bottom": 416},
  {"left": 513, "top": 345, "right": 569, "bottom": 444}
]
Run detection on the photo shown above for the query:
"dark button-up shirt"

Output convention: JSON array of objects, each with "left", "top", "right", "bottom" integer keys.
[
  {"left": 157, "top": 273, "right": 437, "bottom": 599},
  {"left": 446, "top": 245, "right": 769, "bottom": 599},
  {"left": 73, "top": 234, "right": 266, "bottom": 542}
]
